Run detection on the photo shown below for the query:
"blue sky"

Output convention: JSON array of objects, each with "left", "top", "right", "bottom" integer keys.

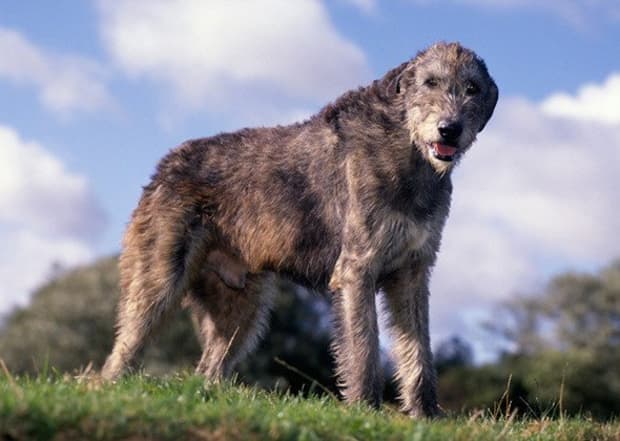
[{"left": 1, "top": 0, "right": 619, "bottom": 359}]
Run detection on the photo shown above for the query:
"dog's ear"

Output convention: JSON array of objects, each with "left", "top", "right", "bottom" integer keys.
[
  {"left": 473, "top": 54, "right": 499, "bottom": 132},
  {"left": 384, "top": 61, "right": 411, "bottom": 97},
  {"left": 388, "top": 73, "right": 403, "bottom": 95},
  {"left": 478, "top": 73, "right": 498, "bottom": 132}
]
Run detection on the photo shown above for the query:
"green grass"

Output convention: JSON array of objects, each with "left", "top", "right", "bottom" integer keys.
[{"left": 1, "top": 372, "right": 619, "bottom": 441}]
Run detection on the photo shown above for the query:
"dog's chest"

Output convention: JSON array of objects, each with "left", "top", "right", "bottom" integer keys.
[{"left": 374, "top": 213, "right": 432, "bottom": 274}]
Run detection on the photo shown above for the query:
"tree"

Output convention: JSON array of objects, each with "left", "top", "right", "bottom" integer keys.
[
  {"left": 480, "top": 260, "right": 620, "bottom": 418},
  {"left": 490, "top": 260, "right": 620, "bottom": 355},
  {"left": 0, "top": 257, "right": 200, "bottom": 374},
  {"left": 434, "top": 336, "right": 473, "bottom": 375}
]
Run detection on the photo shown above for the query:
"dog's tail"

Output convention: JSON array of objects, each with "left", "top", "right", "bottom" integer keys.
[{"left": 101, "top": 182, "right": 209, "bottom": 379}]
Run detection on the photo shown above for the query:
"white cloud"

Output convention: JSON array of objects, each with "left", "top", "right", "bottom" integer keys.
[
  {"left": 0, "top": 126, "right": 106, "bottom": 239},
  {"left": 0, "top": 27, "right": 112, "bottom": 116},
  {"left": 97, "top": 0, "right": 370, "bottom": 122},
  {"left": 0, "top": 125, "right": 106, "bottom": 316},
  {"left": 0, "top": 230, "right": 93, "bottom": 312},
  {"left": 409, "top": 0, "right": 620, "bottom": 28},
  {"left": 429, "top": 91, "right": 620, "bottom": 358},
  {"left": 541, "top": 73, "right": 620, "bottom": 125}
]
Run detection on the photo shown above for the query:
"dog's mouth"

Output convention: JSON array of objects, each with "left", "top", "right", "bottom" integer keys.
[{"left": 428, "top": 142, "right": 458, "bottom": 162}]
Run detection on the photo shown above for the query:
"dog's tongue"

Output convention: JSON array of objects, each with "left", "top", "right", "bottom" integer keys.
[{"left": 433, "top": 143, "right": 457, "bottom": 157}]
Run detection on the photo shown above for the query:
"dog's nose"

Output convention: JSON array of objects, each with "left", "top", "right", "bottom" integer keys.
[{"left": 438, "top": 121, "right": 463, "bottom": 143}]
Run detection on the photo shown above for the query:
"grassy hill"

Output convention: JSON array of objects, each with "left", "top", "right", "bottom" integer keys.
[{"left": 1, "top": 373, "right": 619, "bottom": 441}]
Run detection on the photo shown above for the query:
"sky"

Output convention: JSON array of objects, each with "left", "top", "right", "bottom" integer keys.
[{"left": 1, "top": 0, "right": 619, "bottom": 361}]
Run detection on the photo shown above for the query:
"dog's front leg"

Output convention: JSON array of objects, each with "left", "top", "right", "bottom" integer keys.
[
  {"left": 382, "top": 264, "right": 440, "bottom": 417},
  {"left": 329, "top": 257, "right": 382, "bottom": 408}
]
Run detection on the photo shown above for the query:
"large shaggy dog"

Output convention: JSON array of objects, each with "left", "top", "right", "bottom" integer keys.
[{"left": 102, "top": 41, "right": 498, "bottom": 417}]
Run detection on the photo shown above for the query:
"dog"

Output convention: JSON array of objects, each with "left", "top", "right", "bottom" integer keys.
[{"left": 101, "top": 41, "right": 498, "bottom": 417}]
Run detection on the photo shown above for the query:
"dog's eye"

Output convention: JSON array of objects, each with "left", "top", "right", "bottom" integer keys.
[
  {"left": 424, "top": 77, "right": 439, "bottom": 89},
  {"left": 465, "top": 81, "right": 481, "bottom": 96}
]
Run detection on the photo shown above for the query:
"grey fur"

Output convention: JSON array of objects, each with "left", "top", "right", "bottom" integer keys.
[{"left": 101, "top": 41, "right": 498, "bottom": 417}]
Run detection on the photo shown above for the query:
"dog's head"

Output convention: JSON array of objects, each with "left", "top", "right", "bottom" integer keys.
[{"left": 391, "top": 42, "right": 498, "bottom": 174}]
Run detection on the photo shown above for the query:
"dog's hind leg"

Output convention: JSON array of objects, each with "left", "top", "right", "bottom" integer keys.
[
  {"left": 186, "top": 271, "right": 276, "bottom": 381},
  {"left": 101, "top": 192, "right": 208, "bottom": 380}
]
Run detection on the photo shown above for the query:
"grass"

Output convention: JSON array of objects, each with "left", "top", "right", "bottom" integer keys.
[{"left": 1, "top": 371, "right": 619, "bottom": 441}]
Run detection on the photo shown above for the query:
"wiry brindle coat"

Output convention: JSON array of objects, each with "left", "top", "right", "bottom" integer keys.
[{"left": 102, "top": 42, "right": 498, "bottom": 417}]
